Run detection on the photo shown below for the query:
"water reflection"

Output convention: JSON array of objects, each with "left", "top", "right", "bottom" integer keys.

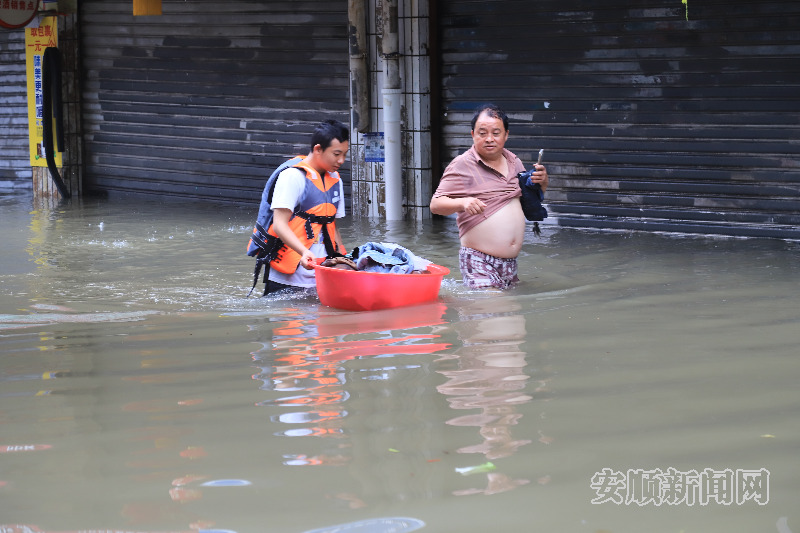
[
  {"left": 3, "top": 193, "right": 800, "bottom": 532},
  {"left": 251, "top": 304, "right": 451, "bottom": 466},
  {"left": 436, "top": 294, "right": 536, "bottom": 496}
]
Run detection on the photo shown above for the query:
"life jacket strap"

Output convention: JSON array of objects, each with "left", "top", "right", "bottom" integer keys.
[
  {"left": 294, "top": 210, "right": 335, "bottom": 239},
  {"left": 247, "top": 256, "right": 268, "bottom": 297},
  {"left": 248, "top": 222, "right": 284, "bottom": 297},
  {"left": 249, "top": 222, "right": 284, "bottom": 259},
  {"left": 294, "top": 210, "right": 338, "bottom": 257}
]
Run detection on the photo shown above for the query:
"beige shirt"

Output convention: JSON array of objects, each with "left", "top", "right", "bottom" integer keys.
[{"left": 433, "top": 146, "right": 525, "bottom": 237}]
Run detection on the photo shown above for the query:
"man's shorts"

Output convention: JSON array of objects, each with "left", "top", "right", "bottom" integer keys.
[{"left": 458, "top": 246, "right": 520, "bottom": 290}]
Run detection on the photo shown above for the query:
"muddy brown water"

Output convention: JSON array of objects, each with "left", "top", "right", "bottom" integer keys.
[{"left": 1, "top": 192, "right": 798, "bottom": 533}]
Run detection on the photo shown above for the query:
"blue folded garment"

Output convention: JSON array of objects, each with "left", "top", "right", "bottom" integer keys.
[{"left": 355, "top": 242, "right": 430, "bottom": 274}]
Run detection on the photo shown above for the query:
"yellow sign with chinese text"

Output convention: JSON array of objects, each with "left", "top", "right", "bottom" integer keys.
[{"left": 25, "top": 16, "right": 61, "bottom": 167}]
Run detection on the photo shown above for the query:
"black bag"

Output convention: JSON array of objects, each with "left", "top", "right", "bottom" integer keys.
[{"left": 517, "top": 169, "right": 548, "bottom": 235}]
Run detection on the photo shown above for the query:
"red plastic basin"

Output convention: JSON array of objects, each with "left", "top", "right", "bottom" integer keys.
[{"left": 314, "top": 259, "right": 450, "bottom": 311}]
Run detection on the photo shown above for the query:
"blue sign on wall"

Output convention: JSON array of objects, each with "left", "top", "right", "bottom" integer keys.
[{"left": 363, "top": 132, "right": 384, "bottom": 163}]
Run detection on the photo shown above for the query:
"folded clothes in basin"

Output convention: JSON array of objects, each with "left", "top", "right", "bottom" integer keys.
[{"left": 354, "top": 242, "right": 431, "bottom": 274}]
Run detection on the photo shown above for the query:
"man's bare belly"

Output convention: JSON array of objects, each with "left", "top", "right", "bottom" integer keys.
[{"left": 460, "top": 199, "right": 526, "bottom": 258}]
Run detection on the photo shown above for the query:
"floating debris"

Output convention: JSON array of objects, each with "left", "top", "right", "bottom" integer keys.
[
  {"left": 201, "top": 479, "right": 253, "bottom": 487},
  {"left": 455, "top": 462, "right": 496, "bottom": 476},
  {"left": 303, "top": 517, "right": 425, "bottom": 533}
]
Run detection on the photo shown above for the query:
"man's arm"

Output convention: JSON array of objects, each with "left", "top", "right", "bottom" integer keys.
[
  {"left": 430, "top": 152, "right": 488, "bottom": 216},
  {"left": 272, "top": 208, "right": 315, "bottom": 270},
  {"left": 430, "top": 195, "right": 487, "bottom": 216}
]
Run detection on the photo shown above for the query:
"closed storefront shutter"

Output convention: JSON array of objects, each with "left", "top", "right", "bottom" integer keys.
[
  {"left": 80, "top": 0, "right": 350, "bottom": 204},
  {"left": 0, "top": 29, "right": 31, "bottom": 189},
  {"left": 438, "top": 0, "right": 800, "bottom": 238}
]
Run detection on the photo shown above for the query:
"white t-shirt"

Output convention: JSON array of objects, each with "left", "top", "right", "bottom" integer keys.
[{"left": 268, "top": 167, "right": 345, "bottom": 288}]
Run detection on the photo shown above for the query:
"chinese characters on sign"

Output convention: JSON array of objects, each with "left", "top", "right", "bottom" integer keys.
[
  {"left": 0, "top": 0, "right": 39, "bottom": 29},
  {"left": 25, "top": 16, "right": 61, "bottom": 167},
  {"left": 590, "top": 468, "right": 769, "bottom": 506}
]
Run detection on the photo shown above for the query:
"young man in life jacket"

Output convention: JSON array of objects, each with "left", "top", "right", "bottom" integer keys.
[
  {"left": 430, "top": 104, "right": 548, "bottom": 290},
  {"left": 263, "top": 119, "right": 350, "bottom": 294}
]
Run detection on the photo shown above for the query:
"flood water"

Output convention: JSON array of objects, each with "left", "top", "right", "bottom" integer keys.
[{"left": 1, "top": 190, "right": 798, "bottom": 533}]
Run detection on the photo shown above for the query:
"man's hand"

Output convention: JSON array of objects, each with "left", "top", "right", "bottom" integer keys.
[
  {"left": 431, "top": 195, "right": 486, "bottom": 216},
  {"left": 460, "top": 197, "right": 487, "bottom": 215},
  {"left": 529, "top": 164, "right": 549, "bottom": 192},
  {"left": 299, "top": 249, "right": 316, "bottom": 270}
]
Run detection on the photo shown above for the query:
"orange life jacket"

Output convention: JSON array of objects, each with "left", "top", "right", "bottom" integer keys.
[{"left": 267, "top": 162, "right": 345, "bottom": 274}]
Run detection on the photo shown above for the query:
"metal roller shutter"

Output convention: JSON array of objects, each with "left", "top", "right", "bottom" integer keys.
[
  {"left": 0, "top": 29, "right": 31, "bottom": 189},
  {"left": 437, "top": 0, "right": 800, "bottom": 239},
  {"left": 80, "top": 0, "right": 350, "bottom": 204}
]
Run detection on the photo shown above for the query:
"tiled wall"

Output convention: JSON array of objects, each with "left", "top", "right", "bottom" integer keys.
[{"left": 349, "top": 0, "right": 432, "bottom": 220}]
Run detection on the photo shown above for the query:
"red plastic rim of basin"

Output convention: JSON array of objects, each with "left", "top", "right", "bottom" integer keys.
[{"left": 313, "top": 259, "right": 450, "bottom": 311}]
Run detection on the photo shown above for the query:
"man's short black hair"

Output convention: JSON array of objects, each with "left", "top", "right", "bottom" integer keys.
[
  {"left": 311, "top": 119, "right": 349, "bottom": 151},
  {"left": 471, "top": 103, "right": 509, "bottom": 132}
]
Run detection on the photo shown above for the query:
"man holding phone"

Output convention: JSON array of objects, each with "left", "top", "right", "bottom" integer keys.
[{"left": 430, "top": 103, "right": 549, "bottom": 289}]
